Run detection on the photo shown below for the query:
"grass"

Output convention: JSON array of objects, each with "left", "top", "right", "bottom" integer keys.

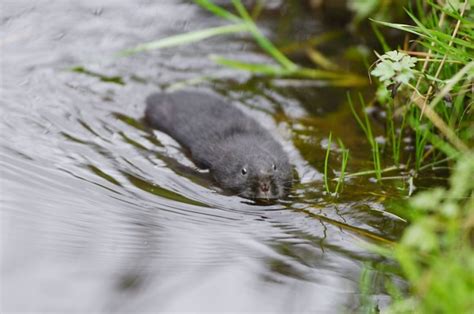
[
  {"left": 335, "top": 139, "right": 350, "bottom": 195},
  {"left": 347, "top": 93, "right": 383, "bottom": 181},
  {"left": 323, "top": 132, "right": 332, "bottom": 194},
  {"left": 120, "top": 23, "right": 249, "bottom": 55},
  {"left": 339, "top": 0, "right": 473, "bottom": 183},
  {"left": 356, "top": 0, "right": 474, "bottom": 312},
  {"left": 386, "top": 99, "right": 406, "bottom": 167}
]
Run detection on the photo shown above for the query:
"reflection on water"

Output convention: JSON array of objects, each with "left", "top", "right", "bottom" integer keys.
[{"left": 2, "top": 0, "right": 404, "bottom": 312}]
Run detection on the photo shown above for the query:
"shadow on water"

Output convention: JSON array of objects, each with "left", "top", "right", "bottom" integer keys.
[{"left": 0, "top": 0, "right": 426, "bottom": 312}]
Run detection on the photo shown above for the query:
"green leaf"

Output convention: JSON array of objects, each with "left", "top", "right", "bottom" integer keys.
[
  {"left": 194, "top": 0, "right": 242, "bottom": 22},
  {"left": 371, "top": 60, "right": 395, "bottom": 82},
  {"left": 384, "top": 50, "right": 405, "bottom": 62}
]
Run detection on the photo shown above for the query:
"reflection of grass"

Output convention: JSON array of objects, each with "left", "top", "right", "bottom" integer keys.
[
  {"left": 121, "top": 0, "right": 367, "bottom": 87},
  {"left": 123, "top": 171, "right": 209, "bottom": 208},
  {"left": 70, "top": 66, "right": 125, "bottom": 85}
]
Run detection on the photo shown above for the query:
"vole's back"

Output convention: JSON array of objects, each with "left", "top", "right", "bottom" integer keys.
[{"left": 145, "top": 91, "right": 271, "bottom": 166}]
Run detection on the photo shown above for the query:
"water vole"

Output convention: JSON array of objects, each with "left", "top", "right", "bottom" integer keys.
[{"left": 145, "top": 91, "right": 293, "bottom": 199}]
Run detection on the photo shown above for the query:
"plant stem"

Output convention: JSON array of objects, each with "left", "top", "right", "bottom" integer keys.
[{"left": 324, "top": 132, "right": 332, "bottom": 194}]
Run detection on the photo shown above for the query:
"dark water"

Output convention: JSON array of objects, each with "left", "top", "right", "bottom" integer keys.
[{"left": 1, "top": 1, "right": 409, "bottom": 312}]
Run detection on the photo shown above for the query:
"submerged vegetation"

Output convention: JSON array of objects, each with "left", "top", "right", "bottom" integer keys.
[{"left": 124, "top": 0, "right": 473, "bottom": 312}]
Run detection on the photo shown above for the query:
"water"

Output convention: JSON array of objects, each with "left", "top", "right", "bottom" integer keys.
[{"left": 1, "top": 1, "right": 408, "bottom": 312}]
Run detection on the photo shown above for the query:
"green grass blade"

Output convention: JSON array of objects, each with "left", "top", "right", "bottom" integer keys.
[
  {"left": 194, "top": 0, "right": 241, "bottom": 22},
  {"left": 372, "top": 20, "right": 423, "bottom": 37},
  {"left": 212, "top": 56, "right": 367, "bottom": 86},
  {"left": 370, "top": 22, "right": 391, "bottom": 52},
  {"left": 347, "top": 93, "right": 369, "bottom": 137},
  {"left": 335, "top": 138, "right": 349, "bottom": 194},
  {"left": 211, "top": 56, "right": 289, "bottom": 75},
  {"left": 231, "top": 0, "right": 298, "bottom": 70},
  {"left": 120, "top": 23, "right": 248, "bottom": 56},
  {"left": 430, "top": 61, "right": 474, "bottom": 110},
  {"left": 324, "top": 132, "right": 333, "bottom": 194},
  {"left": 374, "top": 19, "right": 474, "bottom": 50}
]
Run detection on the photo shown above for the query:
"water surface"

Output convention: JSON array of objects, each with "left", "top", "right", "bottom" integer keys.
[{"left": 1, "top": 1, "right": 407, "bottom": 312}]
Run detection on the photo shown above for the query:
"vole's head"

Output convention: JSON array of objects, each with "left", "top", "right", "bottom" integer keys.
[{"left": 210, "top": 137, "right": 293, "bottom": 200}]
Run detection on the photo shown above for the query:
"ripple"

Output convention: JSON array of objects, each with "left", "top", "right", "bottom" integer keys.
[{"left": 1, "top": 1, "right": 405, "bottom": 312}]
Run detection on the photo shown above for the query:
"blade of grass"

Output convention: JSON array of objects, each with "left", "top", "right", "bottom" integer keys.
[
  {"left": 335, "top": 139, "right": 349, "bottom": 194},
  {"left": 337, "top": 165, "right": 400, "bottom": 180},
  {"left": 119, "top": 23, "right": 248, "bottom": 56},
  {"left": 429, "top": 61, "right": 474, "bottom": 111},
  {"left": 347, "top": 93, "right": 369, "bottom": 138},
  {"left": 211, "top": 55, "right": 290, "bottom": 75},
  {"left": 279, "top": 31, "right": 342, "bottom": 54},
  {"left": 212, "top": 56, "right": 368, "bottom": 86},
  {"left": 411, "top": 94, "right": 469, "bottom": 153},
  {"left": 370, "top": 22, "right": 391, "bottom": 52},
  {"left": 374, "top": 20, "right": 474, "bottom": 50},
  {"left": 250, "top": 0, "right": 266, "bottom": 20},
  {"left": 324, "top": 132, "right": 333, "bottom": 194},
  {"left": 410, "top": 117, "right": 461, "bottom": 159},
  {"left": 194, "top": 0, "right": 241, "bottom": 22},
  {"left": 231, "top": 0, "right": 298, "bottom": 70},
  {"left": 305, "top": 47, "right": 339, "bottom": 70},
  {"left": 348, "top": 93, "right": 383, "bottom": 180},
  {"left": 294, "top": 67, "right": 363, "bottom": 79}
]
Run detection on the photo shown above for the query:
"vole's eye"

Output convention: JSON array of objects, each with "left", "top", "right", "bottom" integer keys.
[
  {"left": 272, "top": 164, "right": 277, "bottom": 171},
  {"left": 241, "top": 168, "right": 247, "bottom": 175}
]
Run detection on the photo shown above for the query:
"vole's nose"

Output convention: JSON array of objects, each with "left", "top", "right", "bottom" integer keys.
[{"left": 260, "top": 181, "right": 270, "bottom": 192}]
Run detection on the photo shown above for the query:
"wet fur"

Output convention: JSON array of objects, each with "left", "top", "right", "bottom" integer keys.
[{"left": 145, "top": 91, "right": 292, "bottom": 199}]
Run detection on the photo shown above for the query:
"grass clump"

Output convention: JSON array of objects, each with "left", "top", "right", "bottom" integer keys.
[
  {"left": 356, "top": 0, "right": 473, "bottom": 312},
  {"left": 346, "top": 0, "right": 472, "bottom": 181}
]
